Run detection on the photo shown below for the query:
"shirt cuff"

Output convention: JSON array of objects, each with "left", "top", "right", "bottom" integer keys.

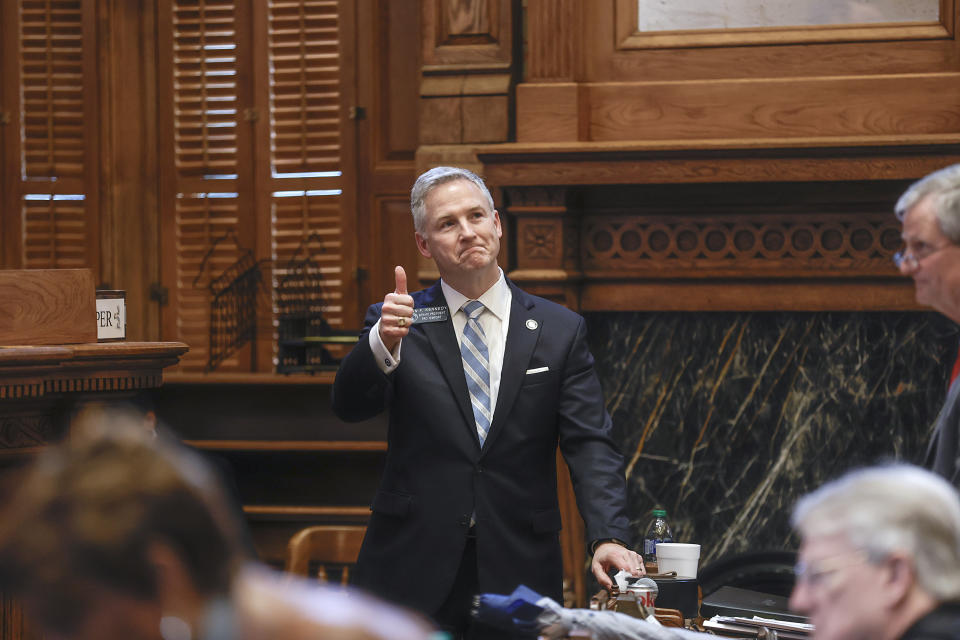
[
  {"left": 370, "top": 318, "right": 402, "bottom": 373},
  {"left": 590, "top": 538, "right": 629, "bottom": 555}
]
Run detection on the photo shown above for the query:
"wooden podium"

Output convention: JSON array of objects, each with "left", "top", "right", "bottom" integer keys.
[{"left": 0, "top": 269, "right": 188, "bottom": 640}]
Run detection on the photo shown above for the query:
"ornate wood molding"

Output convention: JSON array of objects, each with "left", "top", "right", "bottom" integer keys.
[
  {"left": 582, "top": 212, "right": 900, "bottom": 278},
  {"left": 0, "top": 415, "right": 54, "bottom": 450},
  {"left": 0, "top": 342, "right": 188, "bottom": 402},
  {"left": 480, "top": 137, "right": 960, "bottom": 311},
  {"left": 479, "top": 136, "right": 960, "bottom": 185}
]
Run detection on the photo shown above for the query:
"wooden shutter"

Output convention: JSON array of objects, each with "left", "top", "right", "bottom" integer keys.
[
  {"left": 3, "top": 0, "right": 99, "bottom": 270},
  {"left": 266, "top": 0, "right": 354, "bottom": 357},
  {"left": 160, "top": 0, "right": 355, "bottom": 374},
  {"left": 160, "top": 0, "right": 255, "bottom": 372}
]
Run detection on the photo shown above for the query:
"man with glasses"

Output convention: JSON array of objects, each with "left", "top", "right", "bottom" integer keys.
[
  {"left": 895, "top": 164, "right": 960, "bottom": 484},
  {"left": 790, "top": 464, "right": 960, "bottom": 640}
]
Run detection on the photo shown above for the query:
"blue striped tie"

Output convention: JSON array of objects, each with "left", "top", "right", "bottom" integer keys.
[{"left": 461, "top": 300, "right": 491, "bottom": 446}]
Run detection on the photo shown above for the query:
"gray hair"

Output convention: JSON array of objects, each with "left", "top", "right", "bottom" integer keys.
[
  {"left": 410, "top": 166, "right": 495, "bottom": 233},
  {"left": 792, "top": 464, "right": 960, "bottom": 601},
  {"left": 895, "top": 163, "right": 960, "bottom": 243}
]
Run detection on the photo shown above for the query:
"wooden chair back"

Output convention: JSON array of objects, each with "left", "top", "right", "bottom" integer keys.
[
  {"left": 284, "top": 525, "right": 366, "bottom": 585},
  {"left": 653, "top": 607, "right": 685, "bottom": 627}
]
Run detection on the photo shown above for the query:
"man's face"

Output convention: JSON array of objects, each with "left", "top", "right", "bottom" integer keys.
[
  {"left": 789, "top": 534, "right": 887, "bottom": 640},
  {"left": 415, "top": 179, "right": 502, "bottom": 280},
  {"left": 899, "top": 194, "right": 955, "bottom": 308}
]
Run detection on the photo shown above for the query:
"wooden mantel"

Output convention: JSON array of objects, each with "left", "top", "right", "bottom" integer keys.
[
  {"left": 477, "top": 135, "right": 960, "bottom": 312},
  {"left": 0, "top": 341, "right": 188, "bottom": 452},
  {"left": 478, "top": 135, "right": 960, "bottom": 186}
]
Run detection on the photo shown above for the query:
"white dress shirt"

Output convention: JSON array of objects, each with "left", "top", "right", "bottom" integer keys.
[{"left": 370, "top": 269, "right": 512, "bottom": 415}]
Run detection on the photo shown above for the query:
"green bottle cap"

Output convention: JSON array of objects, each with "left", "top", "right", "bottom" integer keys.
[{"left": 652, "top": 508, "right": 667, "bottom": 516}]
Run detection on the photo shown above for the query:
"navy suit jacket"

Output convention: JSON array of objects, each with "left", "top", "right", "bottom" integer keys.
[{"left": 331, "top": 279, "right": 630, "bottom": 615}]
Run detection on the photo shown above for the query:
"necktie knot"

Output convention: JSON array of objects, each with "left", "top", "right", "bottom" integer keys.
[{"left": 463, "top": 300, "right": 485, "bottom": 320}]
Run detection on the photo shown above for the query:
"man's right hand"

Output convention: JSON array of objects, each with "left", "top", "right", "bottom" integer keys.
[{"left": 379, "top": 265, "right": 414, "bottom": 353}]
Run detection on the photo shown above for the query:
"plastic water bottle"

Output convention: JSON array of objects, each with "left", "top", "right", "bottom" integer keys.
[{"left": 642, "top": 508, "right": 674, "bottom": 564}]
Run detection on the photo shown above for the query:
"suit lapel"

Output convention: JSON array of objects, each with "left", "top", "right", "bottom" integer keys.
[
  {"left": 482, "top": 282, "right": 539, "bottom": 454},
  {"left": 417, "top": 282, "right": 478, "bottom": 448}
]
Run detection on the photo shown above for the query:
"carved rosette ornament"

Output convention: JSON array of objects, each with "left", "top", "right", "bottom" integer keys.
[
  {"left": 523, "top": 224, "right": 557, "bottom": 260},
  {"left": 582, "top": 213, "right": 901, "bottom": 276},
  {"left": 0, "top": 415, "right": 55, "bottom": 449}
]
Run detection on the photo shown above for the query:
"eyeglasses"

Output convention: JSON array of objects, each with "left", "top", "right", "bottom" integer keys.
[
  {"left": 793, "top": 551, "right": 870, "bottom": 588},
  {"left": 893, "top": 243, "right": 949, "bottom": 270}
]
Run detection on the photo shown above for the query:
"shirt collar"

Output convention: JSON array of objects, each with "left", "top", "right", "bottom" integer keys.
[{"left": 441, "top": 269, "right": 509, "bottom": 322}]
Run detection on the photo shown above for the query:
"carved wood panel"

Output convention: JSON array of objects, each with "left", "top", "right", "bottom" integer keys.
[
  {"left": 0, "top": 415, "right": 54, "bottom": 449},
  {"left": 422, "top": 0, "right": 512, "bottom": 67},
  {"left": 495, "top": 178, "right": 924, "bottom": 311},
  {"left": 582, "top": 212, "right": 901, "bottom": 277}
]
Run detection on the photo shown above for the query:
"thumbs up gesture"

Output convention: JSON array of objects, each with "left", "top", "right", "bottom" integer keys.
[{"left": 379, "top": 265, "right": 414, "bottom": 351}]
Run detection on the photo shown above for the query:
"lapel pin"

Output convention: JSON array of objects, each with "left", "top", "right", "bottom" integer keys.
[{"left": 526, "top": 319, "right": 538, "bottom": 330}]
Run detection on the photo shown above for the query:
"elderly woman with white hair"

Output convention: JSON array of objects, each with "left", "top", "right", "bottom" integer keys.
[{"left": 789, "top": 463, "right": 960, "bottom": 640}]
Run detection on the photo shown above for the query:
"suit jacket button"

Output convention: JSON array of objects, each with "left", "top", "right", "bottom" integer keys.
[{"left": 475, "top": 465, "right": 483, "bottom": 474}]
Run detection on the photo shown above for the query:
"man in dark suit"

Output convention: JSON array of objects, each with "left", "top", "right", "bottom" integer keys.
[
  {"left": 332, "top": 166, "right": 639, "bottom": 637},
  {"left": 895, "top": 164, "right": 960, "bottom": 484}
]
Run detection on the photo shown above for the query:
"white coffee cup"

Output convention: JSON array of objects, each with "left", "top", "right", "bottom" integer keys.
[{"left": 656, "top": 542, "right": 701, "bottom": 578}]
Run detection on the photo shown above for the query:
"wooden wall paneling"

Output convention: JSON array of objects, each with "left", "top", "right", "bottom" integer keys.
[
  {"left": 594, "top": 1, "right": 960, "bottom": 82},
  {"left": 513, "top": 1, "right": 960, "bottom": 143},
  {"left": 584, "top": 75, "right": 960, "bottom": 142},
  {"left": 337, "top": 0, "right": 361, "bottom": 330},
  {"left": 231, "top": 0, "right": 259, "bottom": 371},
  {"left": 354, "top": 0, "right": 377, "bottom": 316},
  {"left": 615, "top": 0, "right": 956, "bottom": 49},
  {"left": 380, "top": 0, "right": 421, "bottom": 165},
  {"left": 579, "top": 279, "right": 919, "bottom": 312},
  {"left": 154, "top": 378, "right": 386, "bottom": 568},
  {"left": 516, "top": 0, "right": 585, "bottom": 142},
  {"left": 354, "top": 0, "right": 421, "bottom": 315},
  {"left": 97, "top": 0, "right": 160, "bottom": 340},
  {"left": 593, "top": 38, "right": 960, "bottom": 83},
  {"left": 420, "top": 76, "right": 464, "bottom": 145},
  {"left": 0, "top": 0, "right": 18, "bottom": 268},
  {"left": 250, "top": 0, "right": 274, "bottom": 373},
  {"left": 80, "top": 0, "right": 102, "bottom": 277},
  {"left": 418, "top": 0, "right": 516, "bottom": 155},
  {"left": 479, "top": 137, "right": 960, "bottom": 187},
  {"left": 525, "top": 0, "right": 581, "bottom": 82},
  {"left": 422, "top": 0, "right": 512, "bottom": 67},
  {"left": 368, "top": 197, "right": 420, "bottom": 308},
  {"left": 516, "top": 82, "right": 586, "bottom": 143},
  {"left": 520, "top": 73, "right": 960, "bottom": 144},
  {"left": 156, "top": 0, "right": 178, "bottom": 353}
]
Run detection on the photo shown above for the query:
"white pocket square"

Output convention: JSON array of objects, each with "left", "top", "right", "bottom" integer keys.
[{"left": 525, "top": 366, "right": 549, "bottom": 375}]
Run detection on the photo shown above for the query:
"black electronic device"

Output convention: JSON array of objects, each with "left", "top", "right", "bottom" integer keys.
[{"left": 700, "top": 585, "right": 807, "bottom": 623}]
